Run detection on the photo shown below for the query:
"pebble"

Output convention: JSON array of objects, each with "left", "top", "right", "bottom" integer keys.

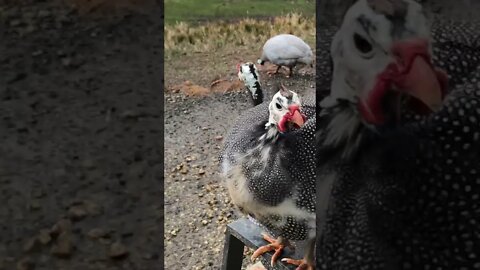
[
  {"left": 87, "top": 228, "right": 108, "bottom": 239},
  {"left": 16, "top": 258, "right": 34, "bottom": 270},
  {"left": 23, "top": 237, "right": 38, "bottom": 253},
  {"left": 38, "top": 229, "right": 52, "bottom": 245},
  {"left": 50, "top": 232, "right": 73, "bottom": 258},
  {"left": 68, "top": 205, "right": 88, "bottom": 221},
  {"left": 29, "top": 200, "right": 41, "bottom": 211},
  {"left": 51, "top": 219, "right": 72, "bottom": 237},
  {"left": 108, "top": 242, "right": 129, "bottom": 259}
]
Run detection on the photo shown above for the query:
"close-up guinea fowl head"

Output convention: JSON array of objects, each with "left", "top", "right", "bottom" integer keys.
[
  {"left": 324, "top": 0, "right": 449, "bottom": 126},
  {"left": 266, "top": 84, "right": 306, "bottom": 133}
]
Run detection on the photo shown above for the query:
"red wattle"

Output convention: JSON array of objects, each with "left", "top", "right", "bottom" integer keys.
[{"left": 278, "top": 115, "right": 288, "bottom": 133}]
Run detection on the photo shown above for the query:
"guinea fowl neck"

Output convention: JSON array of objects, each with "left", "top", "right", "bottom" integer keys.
[
  {"left": 247, "top": 81, "right": 264, "bottom": 106},
  {"left": 259, "top": 123, "right": 281, "bottom": 143}
]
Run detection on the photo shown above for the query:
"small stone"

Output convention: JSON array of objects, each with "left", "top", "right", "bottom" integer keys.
[
  {"left": 198, "top": 169, "right": 205, "bottom": 175},
  {"left": 142, "top": 253, "right": 154, "bottom": 260},
  {"left": 38, "top": 230, "right": 52, "bottom": 245},
  {"left": 23, "top": 237, "right": 38, "bottom": 252},
  {"left": 37, "top": 10, "right": 50, "bottom": 18},
  {"left": 16, "top": 257, "right": 34, "bottom": 270},
  {"left": 99, "top": 237, "right": 112, "bottom": 245},
  {"left": 215, "top": 135, "right": 223, "bottom": 141},
  {"left": 9, "top": 19, "right": 21, "bottom": 27},
  {"left": 82, "top": 159, "right": 95, "bottom": 169},
  {"left": 29, "top": 200, "right": 41, "bottom": 210},
  {"left": 53, "top": 168, "right": 66, "bottom": 177},
  {"left": 68, "top": 205, "right": 87, "bottom": 221},
  {"left": 50, "top": 232, "right": 73, "bottom": 258},
  {"left": 83, "top": 200, "right": 102, "bottom": 216},
  {"left": 32, "top": 189, "right": 44, "bottom": 198},
  {"left": 180, "top": 167, "right": 188, "bottom": 174},
  {"left": 61, "top": 57, "right": 71, "bottom": 67},
  {"left": 108, "top": 242, "right": 129, "bottom": 259},
  {"left": 201, "top": 220, "right": 208, "bottom": 225},
  {"left": 50, "top": 219, "right": 72, "bottom": 237},
  {"left": 87, "top": 228, "right": 108, "bottom": 239}
]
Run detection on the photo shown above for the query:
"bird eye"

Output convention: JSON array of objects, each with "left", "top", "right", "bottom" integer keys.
[
  {"left": 276, "top": 103, "right": 282, "bottom": 109},
  {"left": 353, "top": 33, "right": 372, "bottom": 54}
]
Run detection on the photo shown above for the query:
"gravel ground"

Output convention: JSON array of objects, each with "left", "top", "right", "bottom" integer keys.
[
  {"left": 0, "top": 1, "right": 162, "bottom": 269},
  {"left": 164, "top": 64, "right": 315, "bottom": 269}
]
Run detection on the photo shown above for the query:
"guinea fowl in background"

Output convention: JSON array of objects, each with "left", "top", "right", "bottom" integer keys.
[
  {"left": 237, "top": 62, "right": 264, "bottom": 106},
  {"left": 315, "top": 0, "right": 480, "bottom": 269},
  {"left": 257, "top": 34, "right": 314, "bottom": 78},
  {"left": 220, "top": 72, "right": 316, "bottom": 269}
]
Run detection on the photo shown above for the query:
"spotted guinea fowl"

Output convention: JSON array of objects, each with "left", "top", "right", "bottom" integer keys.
[
  {"left": 220, "top": 74, "right": 316, "bottom": 269},
  {"left": 315, "top": 0, "right": 480, "bottom": 269},
  {"left": 257, "top": 34, "right": 314, "bottom": 78}
]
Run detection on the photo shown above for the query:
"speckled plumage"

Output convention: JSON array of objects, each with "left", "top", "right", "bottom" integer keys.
[
  {"left": 258, "top": 34, "right": 314, "bottom": 76},
  {"left": 315, "top": 1, "right": 480, "bottom": 269}
]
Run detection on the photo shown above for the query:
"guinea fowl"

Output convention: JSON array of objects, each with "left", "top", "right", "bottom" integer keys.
[
  {"left": 315, "top": 0, "right": 480, "bottom": 269},
  {"left": 257, "top": 34, "right": 314, "bottom": 78},
  {"left": 237, "top": 62, "right": 263, "bottom": 106},
  {"left": 220, "top": 69, "right": 316, "bottom": 269}
]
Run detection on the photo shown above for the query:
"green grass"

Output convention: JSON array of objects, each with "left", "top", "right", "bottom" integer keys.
[{"left": 164, "top": 0, "right": 315, "bottom": 24}]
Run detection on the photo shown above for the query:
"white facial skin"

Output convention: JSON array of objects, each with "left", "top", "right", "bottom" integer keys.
[
  {"left": 266, "top": 90, "right": 302, "bottom": 128},
  {"left": 323, "top": 0, "right": 431, "bottom": 108}
]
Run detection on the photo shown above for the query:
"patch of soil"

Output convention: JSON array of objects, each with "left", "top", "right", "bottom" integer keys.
[{"left": 0, "top": 1, "right": 162, "bottom": 269}]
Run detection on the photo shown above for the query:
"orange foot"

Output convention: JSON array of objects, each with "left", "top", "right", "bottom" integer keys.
[
  {"left": 251, "top": 234, "right": 289, "bottom": 267},
  {"left": 281, "top": 258, "right": 315, "bottom": 270}
]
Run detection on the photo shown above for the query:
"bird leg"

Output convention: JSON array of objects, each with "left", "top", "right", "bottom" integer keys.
[
  {"left": 251, "top": 234, "right": 290, "bottom": 267},
  {"left": 286, "top": 66, "right": 293, "bottom": 78},
  {"left": 281, "top": 238, "right": 315, "bottom": 270},
  {"left": 267, "top": 65, "right": 281, "bottom": 76}
]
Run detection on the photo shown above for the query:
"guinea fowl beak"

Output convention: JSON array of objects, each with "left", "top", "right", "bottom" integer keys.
[
  {"left": 390, "top": 38, "right": 448, "bottom": 112},
  {"left": 277, "top": 104, "right": 306, "bottom": 133},
  {"left": 359, "top": 38, "right": 448, "bottom": 125},
  {"left": 288, "top": 104, "right": 306, "bottom": 127}
]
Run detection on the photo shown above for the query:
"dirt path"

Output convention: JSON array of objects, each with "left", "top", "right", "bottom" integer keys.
[{"left": 0, "top": 1, "right": 162, "bottom": 269}]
